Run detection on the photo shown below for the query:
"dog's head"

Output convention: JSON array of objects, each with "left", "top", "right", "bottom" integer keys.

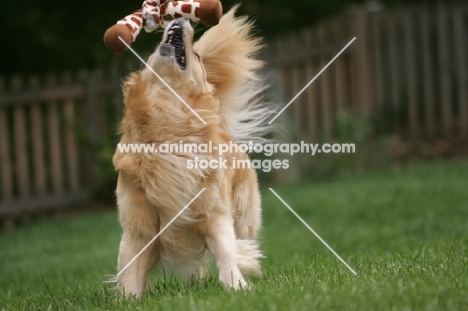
[
  {"left": 144, "top": 8, "right": 263, "bottom": 101},
  {"left": 147, "top": 18, "right": 210, "bottom": 98}
]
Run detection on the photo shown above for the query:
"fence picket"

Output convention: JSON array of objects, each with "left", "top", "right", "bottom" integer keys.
[
  {"left": 354, "top": 10, "right": 374, "bottom": 114},
  {"left": 387, "top": 10, "right": 401, "bottom": 128},
  {"left": 422, "top": 7, "right": 436, "bottom": 138},
  {"left": 13, "top": 76, "right": 30, "bottom": 199},
  {"left": 0, "top": 78, "right": 13, "bottom": 201},
  {"left": 304, "top": 28, "right": 318, "bottom": 141},
  {"left": 438, "top": 5, "right": 453, "bottom": 137},
  {"left": 29, "top": 75, "right": 46, "bottom": 197},
  {"left": 289, "top": 34, "right": 304, "bottom": 136},
  {"left": 371, "top": 12, "right": 384, "bottom": 119},
  {"left": 46, "top": 74, "right": 64, "bottom": 196},
  {"left": 404, "top": 9, "right": 419, "bottom": 138},
  {"left": 85, "top": 70, "right": 100, "bottom": 188},
  {"left": 453, "top": 8, "right": 468, "bottom": 137},
  {"left": 318, "top": 24, "right": 333, "bottom": 138},
  {"left": 275, "top": 37, "right": 292, "bottom": 127},
  {"left": 63, "top": 72, "right": 80, "bottom": 193}
]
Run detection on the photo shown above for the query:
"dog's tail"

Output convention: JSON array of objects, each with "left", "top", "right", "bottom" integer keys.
[
  {"left": 194, "top": 6, "right": 274, "bottom": 143},
  {"left": 236, "top": 239, "right": 264, "bottom": 277}
]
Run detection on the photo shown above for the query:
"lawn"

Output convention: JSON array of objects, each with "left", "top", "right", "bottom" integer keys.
[{"left": 1, "top": 160, "right": 467, "bottom": 310}]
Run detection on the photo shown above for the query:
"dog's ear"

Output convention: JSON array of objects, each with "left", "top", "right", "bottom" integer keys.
[{"left": 194, "top": 6, "right": 263, "bottom": 101}]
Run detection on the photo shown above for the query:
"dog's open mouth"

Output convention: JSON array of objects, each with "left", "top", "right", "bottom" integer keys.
[{"left": 159, "top": 22, "right": 186, "bottom": 70}]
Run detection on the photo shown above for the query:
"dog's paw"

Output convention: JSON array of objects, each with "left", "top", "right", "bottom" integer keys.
[{"left": 219, "top": 269, "right": 249, "bottom": 290}]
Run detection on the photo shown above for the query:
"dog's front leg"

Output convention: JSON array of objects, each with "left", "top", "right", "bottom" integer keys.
[
  {"left": 204, "top": 214, "right": 247, "bottom": 289},
  {"left": 114, "top": 174, "right": 159, "bottom": 298},
  {"left": 116, "top": 232, "right": 158, "bottom": 298}
]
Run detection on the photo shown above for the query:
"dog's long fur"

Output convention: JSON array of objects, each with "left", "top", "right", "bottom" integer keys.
[{"left": 111, "top": 8, "right": 270, "bottom": 297}]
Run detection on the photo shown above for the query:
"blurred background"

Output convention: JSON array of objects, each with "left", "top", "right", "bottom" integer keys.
[{"left": 0, "top": 0, "right": 467, "bottom": 225}]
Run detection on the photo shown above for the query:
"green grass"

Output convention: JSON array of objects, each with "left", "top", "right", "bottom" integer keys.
[{"left": 1, "top": 160, "right": 468, "bottom": 310}]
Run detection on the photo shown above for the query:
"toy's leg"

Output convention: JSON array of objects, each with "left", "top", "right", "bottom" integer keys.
[
  {"left": 142, "top": 1, "right": 161, "bottom": 32},
  {"left": 117, "top": 9, "right": 145, "bottom": 42},
  {"left": 160, "top": 0, "right": 222, "bottom": 27}
]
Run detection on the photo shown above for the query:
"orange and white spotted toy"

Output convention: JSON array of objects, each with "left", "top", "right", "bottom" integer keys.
[{"left": 104, "top": 0, "right": 222, "bottom": 53}]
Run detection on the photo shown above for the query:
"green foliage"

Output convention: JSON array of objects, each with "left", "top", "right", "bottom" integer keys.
[
  {"left": 1, "top": 160, "right": 467, "bottom": 310},
  {"left": 336, "top": 110, "right": 373, "bottom": 143},
  {"left": 297, "top": 110, "right": 395, "bottom": 180},
  {"left": 71, "top": 96, "right": 121, "bottom": 201},
  {"left": 94, "top": 98, "right": 122, "bottom": 186},
  {"left": 333, "top": 110, "right": 395, "bottom": 172}
]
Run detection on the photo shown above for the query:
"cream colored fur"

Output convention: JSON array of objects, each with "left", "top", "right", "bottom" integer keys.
[{"left": 110, "top": 8, "right": 268, "bottom": 298}]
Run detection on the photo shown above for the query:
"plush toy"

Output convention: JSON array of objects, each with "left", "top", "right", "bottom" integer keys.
[{"left": 104, "top": 0, "right": 223, "bottom": 53}]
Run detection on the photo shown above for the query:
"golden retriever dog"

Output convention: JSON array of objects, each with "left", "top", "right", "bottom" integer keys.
[{"left": 111, "top": 7, "right": 271, "bottom": 297}]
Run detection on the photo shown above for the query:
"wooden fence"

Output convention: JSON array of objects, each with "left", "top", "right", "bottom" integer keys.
[
  {"left": 0, "top": 67, "right": 128, "bottom": 221},
  {"left": 1, "top": 2, "right": 468, "bottom": 220},
  {"left": 270, "top": 2, "right": 468, "bottom": 142}
]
